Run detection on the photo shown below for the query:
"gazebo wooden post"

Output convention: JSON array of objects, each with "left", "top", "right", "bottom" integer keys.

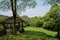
[
  {"left": 18, "top": 22, "right": 20, "bottom": 30},
  {"left": 21, "top": 22, "right": 22, "bottom": 27},
  {"left": 19, "top": 22, "right": 20, "bottom": 26},
  {"left": 3, "top": 22, "right": 6, "bottom": 34},
  {"left": 18, "top": 22, "right": 20, "bottom": 31},
  {"left": 21, "top": 21, "right": 24, "bottom": 33},
  {"left": 3, "top": 23, "right": 5, "bottom": 30},
  {"left": 22, "top": 22, "right": 23, "bottom": 27}
]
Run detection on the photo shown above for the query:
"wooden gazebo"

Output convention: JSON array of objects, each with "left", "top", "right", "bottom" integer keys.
[
  {"left": 0, "top": 16, "right": 25, "bottom": 36},
  {"left": 5, "top": 17, "right": 25, "bottom": 33}
]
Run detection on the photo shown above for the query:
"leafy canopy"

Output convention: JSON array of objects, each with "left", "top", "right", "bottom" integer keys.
[
  {"left": 0, "top": 0, "right": 37, "bottom": 11},
  {"left": 45, "top": 0, "right": 60, "bottom": 5}
]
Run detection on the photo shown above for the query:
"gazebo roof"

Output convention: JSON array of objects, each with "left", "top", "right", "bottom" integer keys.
[{"left": 4, "top": 17, "right": 25, "bottom": 23}]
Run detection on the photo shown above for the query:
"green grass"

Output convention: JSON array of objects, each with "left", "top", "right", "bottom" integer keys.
[
  {"left": 24, "top": 27, "right": 57, "bottom": 37},
  {"left": 0, "top": 27, "right": 58, "bottom": 40}
]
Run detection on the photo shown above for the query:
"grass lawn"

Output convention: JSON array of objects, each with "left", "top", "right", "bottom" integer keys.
[{"left": 0, "top": 27, "right": 58, "bottom": 40}]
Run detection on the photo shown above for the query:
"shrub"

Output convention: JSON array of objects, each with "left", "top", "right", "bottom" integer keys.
[
  {"left": 43, "top": 21, "right": 57, "bottom": 31},
  {"left": 36, "top": 21, "right": 43, "bottom": 27}
]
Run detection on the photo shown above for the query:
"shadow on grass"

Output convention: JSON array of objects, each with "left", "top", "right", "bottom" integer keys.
[{"left": 22, "top": 30, "right": 55, "bottom": 38}]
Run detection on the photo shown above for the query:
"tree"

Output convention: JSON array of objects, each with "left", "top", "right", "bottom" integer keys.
[
  {"left": 43, "top": 4, "right": 60, "bottom": 29},
  {"left": 10, "top": 0, "right": 17, "bottom": 34},
  {"left": 44, "top": 2, "right": 60, "bottom": 38},
  {"left": 45, "top": 0, "right": 60, "bottom": 38},
  {"left": 44, "top": 4, "right": 60, "bottom": 21},
  {"left": 0, "top": 0, "right": 37, "bottom": 34}
]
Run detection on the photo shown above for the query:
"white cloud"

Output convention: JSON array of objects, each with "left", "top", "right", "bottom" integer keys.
[{"left": 20, "top": 5, "right": 51, "bottom": 17}]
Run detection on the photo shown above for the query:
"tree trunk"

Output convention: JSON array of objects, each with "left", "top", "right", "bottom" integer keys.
[{"left": 10, "top": 0, "right": 17, "bottom": 35}]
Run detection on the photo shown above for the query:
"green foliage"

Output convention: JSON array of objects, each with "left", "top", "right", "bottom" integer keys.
[
  {"left": 0, "top": 0, "right": 37, "bottom": 11},
  {"left": 45, "top": 0, "right": 60, "bottom": 5},
  {"left": 42, "top": 4, "right": 60, "bottom": 31},
  {"left": 0, "top": 15, "right": 8, "bottom": 30},
  {"left": 49, "top": 4, "right": 60, "bottom": 20},
  {"left": 0, "top": 24, "right": 3, "bottom": 30},
  {"left": 19, "top": 15, "right": 30, "bottom": 27},
  {"left": 29, "top": 17, "right": 42, "bottom": 27},
  {"left": 0, "top": 15, "right": 8, "bottom": 22},
  {"left": 36, "top": 20, "right": 43, "bottom": 27}
]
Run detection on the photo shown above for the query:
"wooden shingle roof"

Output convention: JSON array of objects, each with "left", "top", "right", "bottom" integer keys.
[{"left": 4, "top": 17, "right": 25, "bottom": 23}]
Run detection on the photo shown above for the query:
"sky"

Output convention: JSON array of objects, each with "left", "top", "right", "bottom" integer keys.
[{"left": 0, "top": 0, "right": 51, "bottom": 18}]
